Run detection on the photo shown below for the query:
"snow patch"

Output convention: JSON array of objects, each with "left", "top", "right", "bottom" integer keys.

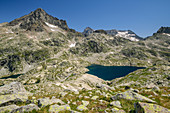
[
  {"left": 69, "top": 43, "right": 76, "bottom": 47},
  {"left": 116, "top": 31, "right": 139, "bottom": 41},
  {"left": 45, "top": 22, "right": 57, "bottom": 28},
  {"left": 163, "top": 33, "right": 170, "bottom": 36}
]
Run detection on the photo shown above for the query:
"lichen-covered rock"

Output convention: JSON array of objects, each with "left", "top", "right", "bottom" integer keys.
[
  {"left": 0, "top": 92, "right": 29, "bottom": 107},
  {"left": 135, "top": 102, "right": 170, "bottom": 113},
  {"left": 0, "top": 82, "right": 27, "bottom": 95},
  {"left": 112, "top": 90, "right": 156, "bottom": 103},
  {"left": 59, "top": 92, "right": 67, "bottom": 97},
  {"left": 91, "top": 96, "right": 99, "bottom": 100},
  {"left": 38, "top": 97, "right": 64, "bottom": 107},
  {"left": 152, "top": 86, "right": 161, "bottom": 92},
  {"left": 10, "top": 104, "right": 39, "bottom": 113},
  {"left": 82, "top": 100, "right": 89, "bottom": 106},
  {"left": 0, "top": 104, "right": 19, "bottom": 113},
  {"left": 96, "top": 84, "right": 115, "bottom": 91},
  {"left": 111, "top": 107, "right": 126, "bottom": 113},
  {"left": 49, "top": 104, "right": 71, "bottom": 113},
  {"left": 77, "top": 105, "right": 88, "bottom": 111},
  {"left": 76, "top": 100, "right": 89, "bottom": 111},
  {"left": 110, "top": 101, "right": 122, "bottom": 108}
]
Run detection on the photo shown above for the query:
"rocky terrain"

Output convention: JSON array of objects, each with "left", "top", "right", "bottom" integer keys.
[{"left": 0, "top": 8, "right": 169, "bottom": 113}]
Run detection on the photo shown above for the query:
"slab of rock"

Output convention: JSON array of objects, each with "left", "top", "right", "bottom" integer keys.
[
  {"left": 49, "top": 104, "right": 71, "bottom": 113},
  {"left": 0, "top": 92, "right": 29, "bottom": 107},
  {"left": 0, "top": 104, "right": 19, "bottom": 113},
  {"left": 76, "top": 100, "right": 89, "bottom": 111},
  {"left": 135, "top": 102, "right": 170, "bottom": 113},
  {"left": 71, "top": 110, "right": 81, "bottom": 113},
  {"left": 91, "top": 96, "right": 99, "bottom": 100},
  {"left": 11, "top": 104, "right": 39, "bottom": 113},
  {"left": 152, "top": 86, "right": 161, "bottom": 92},
  {"left": 111, "top": 107, "right": 126, "bottom": 113},
  {"left": 97, "top": 84, "right": 115, "bottom": 91},
  {"left": 59, "top": 92, "right": 67, "bottom": 97},
  {"left": 82, "top": 100, "right": 89, "bottom": 106},
  {"left": 0, "top": 82, "right": 27, "bottom": 95},
  {"left": 77, "top": 105, "right": 88, "bottom": 111},
  {"left": 112, "top": 90, "right": 156, "bottom": 103},
  {"left": 38, "top": 97, "right": 64, "bottom": 107},
  {"left": 110, "top": 101, "right": 122, "bottom": 108}
]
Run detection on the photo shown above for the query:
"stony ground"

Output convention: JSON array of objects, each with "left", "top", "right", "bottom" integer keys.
[{"left": 0, "top": 81, "right": 169, "bottom": 113}]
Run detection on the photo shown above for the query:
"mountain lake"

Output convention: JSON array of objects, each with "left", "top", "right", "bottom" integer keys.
[{"left": 86, "top": 64, "right": 145, "bottom": 80}]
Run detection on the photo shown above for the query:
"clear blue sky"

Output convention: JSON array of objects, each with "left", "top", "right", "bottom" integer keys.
[{"left": 0, "top": 0, "right": 170, "bottom": 37}]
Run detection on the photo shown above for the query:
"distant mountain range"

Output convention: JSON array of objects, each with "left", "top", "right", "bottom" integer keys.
[{"left": 83, "top": 27, "right": 142, "bottom": 41}]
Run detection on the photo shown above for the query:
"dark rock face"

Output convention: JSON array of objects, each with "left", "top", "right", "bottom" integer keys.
[
  {"left": 7, "top": 8, "right": 69, "bottom": 31},
  {"left": 82, "top": 27, "right": 94, "bottom": 36},
  {"left": 94, "top": 29, "right": 107, "bottom": 35},
  {"left": 157, "top": 27, "right": 170, "bottom": 34}
]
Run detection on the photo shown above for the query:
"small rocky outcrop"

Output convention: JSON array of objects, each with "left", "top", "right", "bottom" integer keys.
[
  {"left": 96, "top": 83, "right": 115, "bottom": 91},
  {"left": 0, "top": 82, "right": 31, "bottom": 107},
  {"left": 49, "top": 104, "right": 71, "bottom": 112},
  {"left": 0, "top": 93, "right": 27, "bottom": 107},
  {"left": 111, "top": 90, "right": 156, "bottom": 103},
  {"left": 91, "top": 96, "right": 99, "bottom": 100},
  {"left": 38, "top": 97, "right": 64, "bottom": 107},
  {"left": 0, "top": 104, "right": 19, "bottom": 113},
  {"left": 11, "top": 104, "right": 39, "bottom": 113},
  {"left": 135, "top": 102, "right": 170, "bottom": 113},
  {"left": 77, "top": 101, "right": 89, "bottom": 111},
  {"left": 0, "top": 82, "right": 27, "bottom": 95},
  {"left": 110, "top": 101, "right": 122, "bottom": 108},
  {"left": 111, "top": 107, "right": 126, "bottom": 113}
]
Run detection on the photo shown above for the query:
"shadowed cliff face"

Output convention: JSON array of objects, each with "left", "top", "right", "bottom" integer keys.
[
  {"left": 157, "top": 27, "right": 170, "bottom": 34},
  {"left": 7, "top": 8, "right": 69, "bottom": 31}
]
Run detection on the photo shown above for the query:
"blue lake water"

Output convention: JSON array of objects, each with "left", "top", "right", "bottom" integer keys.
[
  {"left": 0, "top": 74, "right": 24, "bottom": 79},
  {"left": 86, "top": 64, "right": 145, "bottom": 80}
]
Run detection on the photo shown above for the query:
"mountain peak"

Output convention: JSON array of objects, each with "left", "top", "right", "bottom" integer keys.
[
  {"left": 34, "top": 8, "right": 45, "bottom": 12},
  {"left": 7, "top": 8, "right": 69, "bottom": 32},
  {"left": 83, "top": 27, "right": 94, "bottom": 36},
  {"left": 31, "top": 8, "right": 47, "bottom": 16}
]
